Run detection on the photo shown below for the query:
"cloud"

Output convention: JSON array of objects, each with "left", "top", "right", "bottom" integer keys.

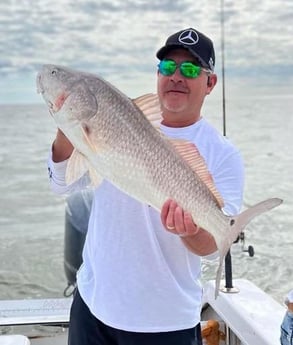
[{"left": 0, "top": 0, "right": 292, "bottom": 103}]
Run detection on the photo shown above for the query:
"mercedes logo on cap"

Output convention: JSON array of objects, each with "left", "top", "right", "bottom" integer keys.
[{"left": 178, "top": 29, "right": 199, "bottom": 45}]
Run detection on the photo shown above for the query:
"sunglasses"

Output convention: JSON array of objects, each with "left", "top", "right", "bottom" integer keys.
[{"left": 158, "top": 59, "right": 210, "bottom": 79}]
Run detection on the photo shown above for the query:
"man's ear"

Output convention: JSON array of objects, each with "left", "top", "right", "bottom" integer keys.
[
  {"left": 207, "top": 76, "right": 211, "bottom": 87},
  {"left": 206, "top": 74, "right": 217, "bottom": 94}
]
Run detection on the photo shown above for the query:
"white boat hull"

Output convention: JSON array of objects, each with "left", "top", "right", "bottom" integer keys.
[
  {"left": 201, "top": 279, "right": 285, "bottom": 345},
  {"left": 0, "top": 279, "right": 285, "bottom": 345}
]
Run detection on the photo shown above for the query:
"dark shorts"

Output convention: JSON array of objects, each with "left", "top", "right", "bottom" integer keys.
[{"left": 68, "top": 288, "right": 203, "bottom": 345}]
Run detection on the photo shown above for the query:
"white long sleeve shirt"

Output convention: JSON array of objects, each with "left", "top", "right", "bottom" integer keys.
[{"left": 48, "top": 118, "right": 244, "bottom": 332}]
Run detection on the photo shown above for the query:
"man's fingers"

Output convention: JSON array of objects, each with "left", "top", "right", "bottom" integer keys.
[
  {"left": 160, "top": 199, "right": 172, "bottom": 227},
  {"left": 165, "top": 200, "right": 177, "bottom": 230}
]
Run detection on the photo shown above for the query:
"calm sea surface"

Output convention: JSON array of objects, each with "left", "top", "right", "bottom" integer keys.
[{"left": 0, "top": 94, "right": 292, "bottom": 304}]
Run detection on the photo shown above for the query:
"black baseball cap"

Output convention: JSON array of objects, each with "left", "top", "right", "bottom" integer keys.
[{"left": 156, "top": 28, "right": 215, "bottom": 71}]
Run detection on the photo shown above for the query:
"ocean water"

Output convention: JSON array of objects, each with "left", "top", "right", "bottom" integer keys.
[{"left": 0, "top": 94, "right": 292, "bottom": 304}]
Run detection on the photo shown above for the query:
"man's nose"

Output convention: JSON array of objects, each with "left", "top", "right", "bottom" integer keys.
[{"left": 170, "top": 68, "right": 184, "bottom": 82}]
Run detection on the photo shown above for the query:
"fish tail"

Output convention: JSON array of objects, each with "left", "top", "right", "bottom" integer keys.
[
  {"left": 231, "top": 197, "right": 283, "bottom": 232},
  {"left": 214, "top": 197, "right": 283, "bottom": 298}
]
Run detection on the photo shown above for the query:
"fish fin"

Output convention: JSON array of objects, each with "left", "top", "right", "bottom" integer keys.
[
  {"left": 66, "top": 149, "right": 102, "bottom": 186},
  {"left": 215, "top": 255, "right": 225, "bottom": 298},
  {"left": 170, "top": 139, "right": 224, "bottom": 208},
  {"left": 133, "top": 93, "right": 162, "bottom": 130},
  {"left": 232, "top": 198, "right": 283, "bottom": 231},
  {"left": 88, "top": 166, "right": 103, "bottom": 187},
  {"left": 213, "top": 197, "right": 283, "bottom": 299},
  {"left": 134, "top": 94, "right": 223, "bottom": 207},
  {"left": 66, "top": 149, "right": 90, "bottom": 184}
]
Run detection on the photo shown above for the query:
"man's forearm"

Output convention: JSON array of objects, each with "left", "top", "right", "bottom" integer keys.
[
  {"left": 52, "top": 129, "right": 74, "bottom": 162},
  {"left": 181, "top": 228, "right": 217, "bottom": 256}
]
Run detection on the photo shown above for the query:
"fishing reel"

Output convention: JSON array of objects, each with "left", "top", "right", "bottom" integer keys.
[{"left": 234, "top": 231, "right": 255, "bottom": 257}]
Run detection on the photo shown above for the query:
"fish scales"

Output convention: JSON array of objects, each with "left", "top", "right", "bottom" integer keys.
[
  {"left": 83, "top": 79, "right": 214, "bottom": 220},
  {"left": 37, "top": 64, "right": 283, "bottom": 297}
]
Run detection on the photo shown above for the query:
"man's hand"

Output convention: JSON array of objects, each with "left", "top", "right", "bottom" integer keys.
[
  {"left": 52, "top": 129, "right": 74, "bottom": 162},
  {"left": 160, "top": 199, "right": 218, "bottom": 256},
  {"left": 160, "top": 199, "right": 200, "bottom": 237}
]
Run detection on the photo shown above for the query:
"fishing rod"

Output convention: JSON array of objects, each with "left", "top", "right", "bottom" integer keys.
[
  {"left": 220, "top": 0, "right": 227, "bottom": 138},
  {"left": 220, "top": 0, "right": 254, "bottom": 294},
  {"left": 219, "top": 0, "right": 236, "bottom": 293}
]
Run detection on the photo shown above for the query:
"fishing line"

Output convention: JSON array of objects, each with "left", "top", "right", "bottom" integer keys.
[{"left": 220, "top": 0, "right": 226, "bottom": 138}]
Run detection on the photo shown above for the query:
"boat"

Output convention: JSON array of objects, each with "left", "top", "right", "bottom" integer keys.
[
  {"left": 0, "top": 3, "right": 287, "bottom": 343},
  {"left": 0, "top": 189, "right": 286, "bottom": 345},
  {"left": 0, "top": 277, "right": 286, "bottom": 345},
  {"left": 0, "top": 279, "right": 286, "bottom": 345}
]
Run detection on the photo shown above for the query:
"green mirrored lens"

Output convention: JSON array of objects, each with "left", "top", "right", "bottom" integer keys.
[
  {"left": 159, "top": 60, "right": 177, "bottom": 76},
  {"left": 158, "top": 60, "right": 202, "bottom": 78},
  {"left": 180, "top": 62, "right": 201, "bottom": 78}
]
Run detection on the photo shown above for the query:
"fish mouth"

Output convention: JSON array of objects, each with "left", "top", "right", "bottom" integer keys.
[
  {"left": 36, "top": 72, "right": 68, "bottom": 113},
  {"left": 36, "top": 72, "right": 55, "bottom": 112}
]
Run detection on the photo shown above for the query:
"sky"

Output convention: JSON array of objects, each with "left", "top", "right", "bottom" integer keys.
[{"left": 0, "top": 0, "right": 292, "bottom": 104}]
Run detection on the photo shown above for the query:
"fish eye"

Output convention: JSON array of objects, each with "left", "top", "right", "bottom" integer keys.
[{"left": 51, "top": 69, "right": 57, "bottom": 75}]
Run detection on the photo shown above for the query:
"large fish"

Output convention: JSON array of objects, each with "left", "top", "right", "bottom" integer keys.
[{"left": 36, "top": 64, "right": 282, "bottom": 297}]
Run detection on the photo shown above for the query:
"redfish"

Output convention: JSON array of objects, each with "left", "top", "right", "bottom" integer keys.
[{"left": 37, "top": 65, "right": 282, "bottom": 297}]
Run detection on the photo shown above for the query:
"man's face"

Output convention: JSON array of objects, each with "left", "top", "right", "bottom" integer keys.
[{"left": 157, "top": 48, "right": 216, "bottom": 127}]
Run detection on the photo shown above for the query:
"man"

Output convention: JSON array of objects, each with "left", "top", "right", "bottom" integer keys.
[
  {"left": 280, "top": 289, "right": 293, "bottom": 345},
  {"left": 48, "top": 28, "right": 244, "bottom": 345}
]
